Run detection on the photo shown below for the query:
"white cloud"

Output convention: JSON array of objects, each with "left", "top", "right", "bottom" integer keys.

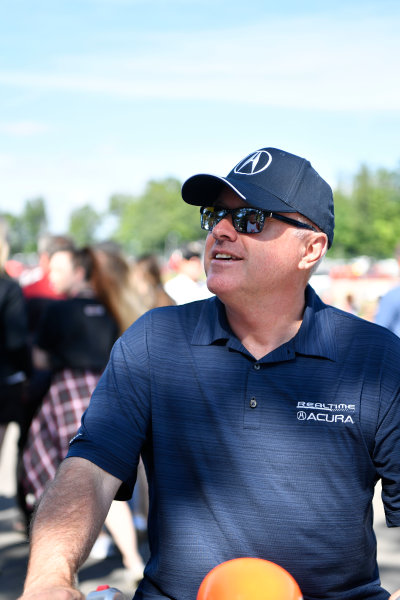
[
  {"left": 0, "top": 121, "right": 49, "bottom": 136},
  {"left": 0, "top": 13, "right": 399, "bottom": 110}
]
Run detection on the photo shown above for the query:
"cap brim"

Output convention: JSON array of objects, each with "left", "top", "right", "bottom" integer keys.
[{"left": 181, "top": 174, "right": 296, "bottom": 213}]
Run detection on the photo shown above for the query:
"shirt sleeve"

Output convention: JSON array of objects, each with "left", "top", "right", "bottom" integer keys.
[
  {"left": 375, "top": 289, "right": 400, "bottom": 332},
  {"left": 67, "top": 314, "right": 152, "bottom": 499},
  {"left": 373, "top": 347, "right": 400, "bottom": 526}
]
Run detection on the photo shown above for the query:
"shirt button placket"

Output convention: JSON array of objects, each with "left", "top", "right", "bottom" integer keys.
[
  {"left": 244, "top": 362, "right": 261, "bottom": 428},
  {"left": 251, "top": 364, "right": 261, "bottom": 407}
]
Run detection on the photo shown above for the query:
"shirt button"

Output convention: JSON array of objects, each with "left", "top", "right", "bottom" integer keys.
[
  {"left": 253, "top": 364, "right": 261, "bottom": 370},
  {"left": 250, "top": 397, "right": 257, "bottom": 408}
]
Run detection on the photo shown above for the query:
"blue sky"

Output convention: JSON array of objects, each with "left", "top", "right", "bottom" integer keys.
[{"left": 1, "top": 0, "right": 399, "bottom": 232}]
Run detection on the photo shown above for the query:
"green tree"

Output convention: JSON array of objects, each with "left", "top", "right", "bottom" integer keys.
[
  {"left": 109, "top": 177, "right": 204, "bottom": 255},
  {"left": 4, "top": 197, "right": 48, "bottom": 254},
  {"left": 330, "top": 164, "right": 400, "bottom": 258},
  {"left": 68, "top": 204, "right": 102, "bottom": 246},
  {"left": 0, "top": 212, "right": 21, "bottom": 255},
  {"left": 23, "top": 198, "right": 48, "bottom": 251}
]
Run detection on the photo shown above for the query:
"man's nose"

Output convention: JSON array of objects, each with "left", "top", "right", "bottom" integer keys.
[{"left": 212, "top": 214, "right": 237, "bottom": 240}]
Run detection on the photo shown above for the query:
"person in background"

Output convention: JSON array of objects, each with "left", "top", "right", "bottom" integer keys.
[
  {"left": 0, "top": 218, "right": 31, "bottom": 497},
  {"left": 164, "top": 241, "right": 213, "bottom": 304},
  {"left": 130, "top": 254, "right": 175, "bottom": 312},
  {"left": 16, "top": 234, "right": 76, "bottom": 526},
  {"left": 342, "top": 292, "right": 358, "bottom": 315},
  {"left": 19, "top": 147, "right": 400, "bottom": 600},
  {"left": 246, "top": 211, "right": 261, "bottom": 232},
  {"left": 21, "top": 233, "right": 76, "bottom": 325},
  {"left": 93, "top": 241, "right": 146, "bottom": 332},
  {"left": 20, "top": 246, "right": 145, "bottom": 583},
  {"left": 375, "top": 244, "right": 400, "bottom": 336}
]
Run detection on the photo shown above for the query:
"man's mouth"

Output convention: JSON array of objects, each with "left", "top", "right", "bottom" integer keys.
[{"left": 214, "top": 253, "right": 240, "bottom": 260}]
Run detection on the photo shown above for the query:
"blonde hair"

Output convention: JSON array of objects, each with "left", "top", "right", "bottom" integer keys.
[{"left": 92, "top": 246, "right": 145, "bottom": 334}]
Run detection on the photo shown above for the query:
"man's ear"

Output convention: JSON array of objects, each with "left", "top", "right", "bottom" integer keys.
[{"left": 298, "top": 232, "right": 328, "bottom": 271}]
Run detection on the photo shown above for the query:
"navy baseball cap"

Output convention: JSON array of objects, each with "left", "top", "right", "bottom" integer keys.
[{"left": 182, "top": 147, "right": 335, "bottom": 247}]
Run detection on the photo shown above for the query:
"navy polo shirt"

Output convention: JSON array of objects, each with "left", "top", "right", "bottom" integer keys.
[{"left": 68, "top": 286, "right": 400, "bottom": 600}]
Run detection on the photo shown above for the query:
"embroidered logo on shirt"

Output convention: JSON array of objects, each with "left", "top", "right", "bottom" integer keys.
[{"left": 296, "top": 402, "right": 355, "bottom": 425}]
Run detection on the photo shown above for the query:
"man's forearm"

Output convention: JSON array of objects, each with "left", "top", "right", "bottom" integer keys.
[{"left": 21, "top": 457, "right": 122, "bottom": 596}]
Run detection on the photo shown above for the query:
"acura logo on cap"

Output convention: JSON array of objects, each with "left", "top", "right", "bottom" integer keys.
[{"left": 234, "top": 150, "right": 272, "bottom": 176}]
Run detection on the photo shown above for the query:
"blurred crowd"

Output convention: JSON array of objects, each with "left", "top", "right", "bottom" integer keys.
[
  {"left": 0, "top": 220, "right": 212, "bottom": 586},
  {"left": 310, "top": 252, "right": 400, "bottom": 321},
  {"left": 1, "top": 217, "right": 400, "bottom": 585}
]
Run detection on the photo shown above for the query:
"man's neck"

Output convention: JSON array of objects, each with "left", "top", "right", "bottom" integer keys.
[{"left": 224, "top": 291, "right": 306, "bottom": 361}]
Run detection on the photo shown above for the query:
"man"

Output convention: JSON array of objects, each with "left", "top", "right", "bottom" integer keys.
[
  {"left": 18, "top": 234, "right": 76, "bottom": 437},
  {"left": 22, "top": 234, "right": 75, "bottom": 305},
  {"left": 375, "top": 244, "right": 400, "bottom": 336},
  {"left": 19, "top": 147, "right": 400, "bottom": 600}
]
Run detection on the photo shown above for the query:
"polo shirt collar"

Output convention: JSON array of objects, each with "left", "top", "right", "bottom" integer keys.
[
  {"left": 191, "top": 285, "right": 337, "bottom": 362},
  {"left": 191, "top": 296, "right": 232, "bottom": 346},
  {"left": 294, "top": 285, "right": 337, "bottom": 361}
]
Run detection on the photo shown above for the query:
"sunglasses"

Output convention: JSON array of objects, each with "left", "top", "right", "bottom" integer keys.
[{"left": 200, "top": 206, "right": 319, "bottom": 235}]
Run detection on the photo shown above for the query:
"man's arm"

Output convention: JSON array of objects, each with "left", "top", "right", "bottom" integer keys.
[{"left": 18, "top": 456, "right": 122, "bottom": 600}]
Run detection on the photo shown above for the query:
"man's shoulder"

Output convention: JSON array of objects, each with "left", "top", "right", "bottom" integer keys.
[
  {"left": 118, "top": 298, "right": 216, "bottom": 360},
  {"left": 0, "top": 275, "right": 23, "bottom": 307},
  {"left": 40, "top": 298, "right": 89, "bottom": 326},
  {"left": 125, "top": 297, "right": 209, "bottom": 324},
  {"left": 157, "top": 296, "right": 213, "bottom": 315},
  {"left": 328, "top": 301, "right": 400, "bottom": 349},
  {"left": 22, "top": 274, "right": 61, "bottom": 299},
  {"left": 383, "top": 282, "right": 400, "bottom": 295},
  {"left": 42, "top": 297, "right": 71, "bottom": 316},
  {"left": 380, "top": 283, "right": 400, "bottom": 305},
  {"left": 0, "top": 274, "right": 20, "bottom": 293},
  {"left": 150, "top": 297, "right": 212, "bottom": 318}
]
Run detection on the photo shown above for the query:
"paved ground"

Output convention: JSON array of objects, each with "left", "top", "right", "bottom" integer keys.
[
  {"left": 0, "top": 494, "right": 146, "bottom": 599},
  {"left": 1, "top": 424, "right": 399, "bottom": 599},
  {"left": 0, "top": 425, "right": 146, "bottom": 600}
]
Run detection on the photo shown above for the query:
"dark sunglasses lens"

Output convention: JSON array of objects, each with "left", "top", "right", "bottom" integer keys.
[
  {"left": 234, "top": 209, "right": 264, "bottom": 233},
  {"left": 200, "top": 207, "right": 265, "bottom": 233},
  {"left": 200, "top": 207, "right": 219, "bottom": 230}
]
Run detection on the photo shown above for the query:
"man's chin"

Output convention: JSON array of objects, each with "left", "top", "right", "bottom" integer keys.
[{"left": 206, "top": 277, "right": 236, "bottom": 299}]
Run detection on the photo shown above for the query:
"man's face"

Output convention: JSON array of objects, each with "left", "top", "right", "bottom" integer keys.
[
  {"left": 204, "top": 188, "right": 307, "bottom": 304},
  {"left": 49, "top": 250, "right": 76, "bottom": 295}
]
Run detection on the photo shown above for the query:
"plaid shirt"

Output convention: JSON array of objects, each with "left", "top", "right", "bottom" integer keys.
[{"left": 21, "top": 368, "right": 101, "bottom": 506}]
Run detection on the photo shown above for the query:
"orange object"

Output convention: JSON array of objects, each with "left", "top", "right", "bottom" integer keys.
[{"left": 197, "top": 558, "right": 303, "bottom": 600}]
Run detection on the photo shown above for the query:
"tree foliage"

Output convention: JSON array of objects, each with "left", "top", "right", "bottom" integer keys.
[
  {"left": 109, "top": 177, "right": 205, "bottom": 256},
  {"left": 1, "top": 197, "right": 48, "bottom": 254},
  {"left": 331, "top": 164, "right": 400, "bottom": 258},
  {"left": 68, "top": 204, "right": 102, "bottom": 246},
  {"left": 2, "top": 165, "right": 400, "bottom": 259}
]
